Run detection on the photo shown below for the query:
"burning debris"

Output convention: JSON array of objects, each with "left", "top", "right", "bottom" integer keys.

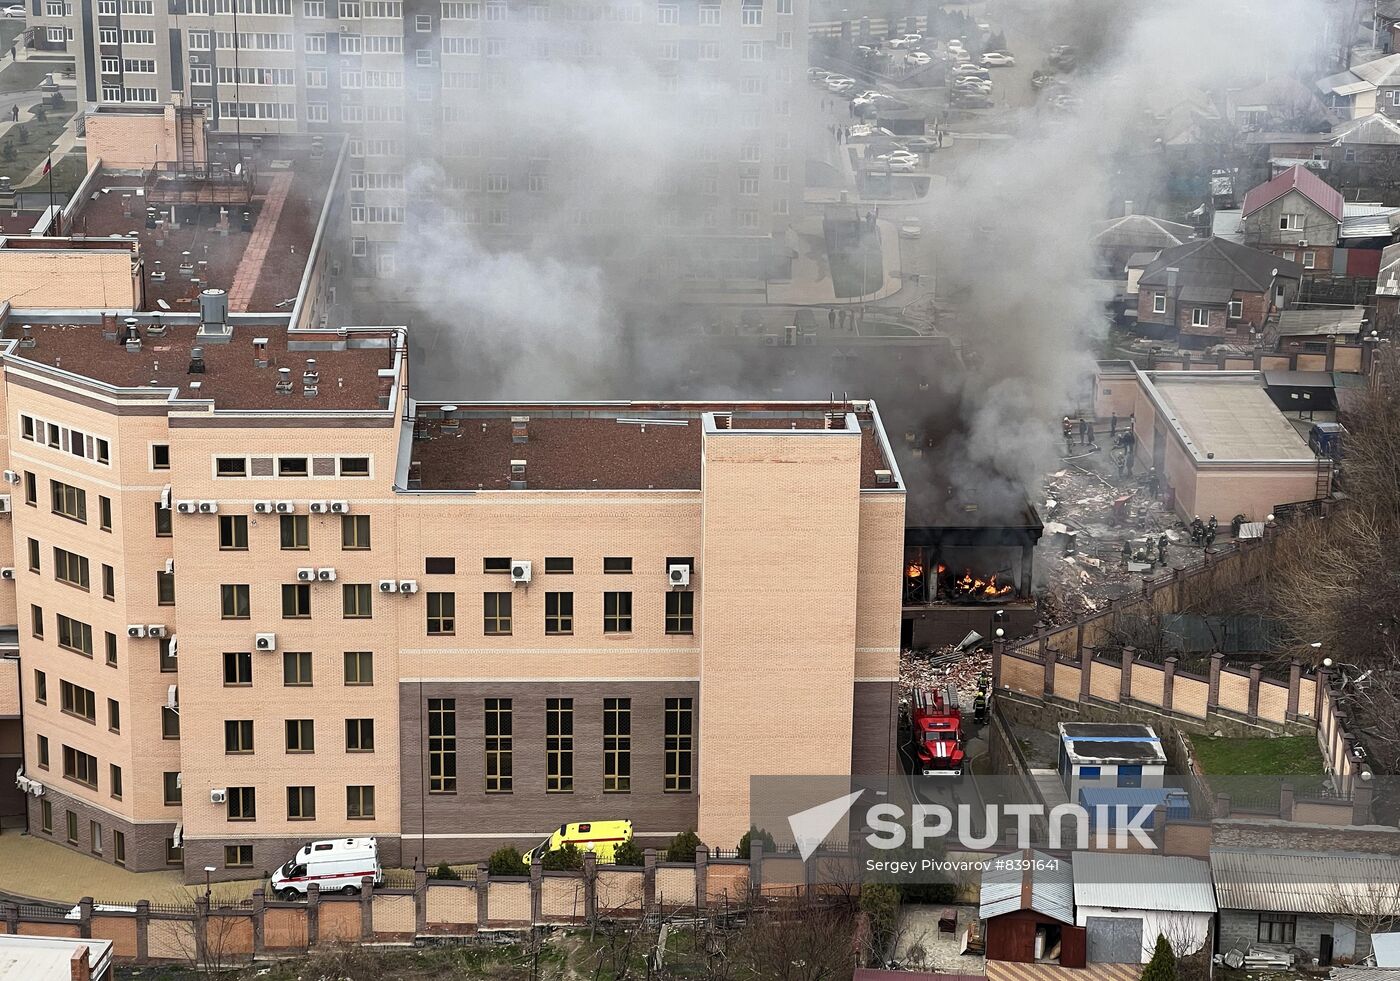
[{"left": 900, "top": 646, "right": 994, "bottom": 705}]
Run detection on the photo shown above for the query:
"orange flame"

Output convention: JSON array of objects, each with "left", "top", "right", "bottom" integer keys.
[{"left": 907, "top": 562, "right": 924, "bottom": 578}]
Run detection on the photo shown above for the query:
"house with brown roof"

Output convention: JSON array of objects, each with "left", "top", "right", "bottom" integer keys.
[
  {"left": 1240, "top": 164, "right": 1345, "bottom": 275},
  {"left": 1135, "top": 237, "right": 1302, "bottom": 347}
]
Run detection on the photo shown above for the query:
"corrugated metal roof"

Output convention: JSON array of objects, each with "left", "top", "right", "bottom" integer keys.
[
  {"left": 1275, "top": 307, "right": 1366, "bottom": 335},
  {"left": 979, "top": 849, "right": 1074, "bottom": 923},
  {"left": 1241, "top": 164, "right": 1345, "bottom": 222},
  {"left": 1211, "top": 849, "right": 1400, "bottom": 913},
  {"left": 1072, "top": 853, "right": 1217, "bottom": 914}
]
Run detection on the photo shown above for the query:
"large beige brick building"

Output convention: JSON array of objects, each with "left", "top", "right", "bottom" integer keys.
[{"left": 0, "top": 306, "right": 904, "bottom": 878}]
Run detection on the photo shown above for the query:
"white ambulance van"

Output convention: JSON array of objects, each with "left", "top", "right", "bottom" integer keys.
[{"left": 271, "top": 837, "right": 382, "bottom": 899}]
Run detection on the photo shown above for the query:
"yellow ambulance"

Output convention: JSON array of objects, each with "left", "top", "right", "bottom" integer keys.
[{"left": 523, "top": 820, "right": 633, "bottom": 865}]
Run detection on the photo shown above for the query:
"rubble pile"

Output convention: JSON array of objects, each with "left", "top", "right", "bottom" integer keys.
[{"left": 900, "top": 646, "right": 993, "bottom": 703}]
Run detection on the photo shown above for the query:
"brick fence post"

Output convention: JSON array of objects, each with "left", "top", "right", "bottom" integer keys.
[
  {"left": 305, "top": 883, "right": 320, "bottom": 948},
  {"left": 991, "top": 639, "right": 1004, "bottom": 688},
  {"left": 474, "top": 865, "right": 489, "bottom": 928},
  {"left": 194, "top": 895, "right": 210, "bottom": 966},
  {"left": 1208, "top": 653, "right": 1224, "bottom": 712},
  {"left": 360, "top": 876, "right": 374, "bottom": 940},
  {"left": 78, "top": 896, "right": 93, "bottom": 940},
  {"left": 2, "top": 901, "right": 17, "bottom": 934},
  {"left": 1353, "top": 782, "right": 1374, "bottom": 825},
  {"left": 1163, "top": 657, "right": 1178, "bottom": 713},
  {"left": 749, "top": 840, "right": 764, "bottom": 899},
  {"left": 415, "top": 865, "right": 429, "bottom": 935},
  {"left": 1286, "top": 661, "right": 1302, "bottom": 721},
  {"left": 1279, "top": 783, "right": 1295, "bottom": 821},
  {"left": 1247, "top": 663, "right": 1263, "bottom": 722},
  {"left": 582, "top": 853, "right": 598, "bottom": 925},
  {"left": 694, "top": 845, "right": 708, "bottom": 911},
  {"left": 643, "top": 848, "right": 657, "bottom": 914},
  {"left": 1120, "top": 650, "right": 1135, "bottom": 702},
  {"left": 1043, "top": 650, "right": 1055, "bottom": 699},
  {"left": 529, "top": 860, "right": 543, "bottom": 924},
  {"left": 1080, "top": 646, "right": 1094, "bottom": 702},
  {"left": 1315, "top": 666, "right": 1331, "bottom": 721},
  {"left": 250, "top": 888, "right": 265, "bottom": 954},
  {"left": 135, "top": 901, "right": 149, "bottom": 964}
]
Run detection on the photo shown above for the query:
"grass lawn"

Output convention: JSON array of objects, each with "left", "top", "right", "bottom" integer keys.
[
  {"left": 18, "top": 149, "right": 84, "bottom": 193},
  {"left": 1, "top": 99, "right": 75, "bottom": 185},
  {"left": 830, "top": 240, "right": 884, "bottom": 298},
  {"left": 0, "top": 20, "right": 25, "bottom": 53},
  {"left": 0, "top": 59, "right": 54, "bottom": 95},
  {"left": 1191, "top": 734, "right": 1323, "bottom": 776}
]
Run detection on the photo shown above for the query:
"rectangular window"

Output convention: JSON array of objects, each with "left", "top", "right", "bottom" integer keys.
[
  {"left": 664, "top": 697, "right": 693, "bottom": 792},
  {"left": 63, "top": 746, "right": 99, "bottom": 788},
  {"left": 34, "top": 669, "right": 46, "bottom": 703},
  {"left": 100, "top": 497, "right": 112, "bottom": 531},
  {"left": 484, "top": 592, "right": 512, "bottom": 634},
  {"left": 603, "top": 557, "right": 632, "bottom": 574},
  {"left": 221, "top": 584, "right": 250, "bottom": 619},
  {"left": 544, "top": 557, "right": 573, "bottom": 574},
  {"left": 347, "top": 785, "right": 376, "bottom": 819},
  {"left": 163, "top": 771, "right": 182, "bottom": 805},
  {"left": 545, "top": 592, "right": 573, "bottom": 635},
  {"left": 346, "top": 718, "right": 375, "bottom": 752},
  {"left": 1191, "top": 308, "right": 1209, "bottom": 327},
  {"left": 113, "top": 830, "right": 126, "bottom": 865},
  {"left": 285, "top": 719, "right": 315, "bottom": 753},
  {"left": 427, "top": 592, "right": 456, "bottom": 635},
  {"left": 280, "top": 514, "right": 309, "bottom": 550},
  {"left": 283, "top": 651, "right": 313, "bottom": 687},
  {"left": 166, "top": 838, "right": 183, "bottom": 864},
  {"left": 155, "top": 503, "right": 172, "bottom": 537},
  {"left": 742, "top": 4, "right": 760, "bottom": 25},
  {"left": 216, "top": 457, "right": 247, "bottom": 477},
  {"left": 228, "top": 786, "right": 256, "bottom": 820},
  {"left": 339, "top": 457, "right": 370, "bottom": 477},
  {"left": 1303, "top": 251, "right": 1316, "bottom": 269},
  {"left": 1259, "top": 913, "right": 1297, "bottom": 944},
  {"left": 225, "top": 719, "right": 254, "bottom": 753},
  {"left": 657, "top": 2, "right": 676, "bottom": 23},
  {"left": 1279, "top": 213, "right": 1304, "bottom": 231},
  {"left": 162, "top": 706, "right": 181, "bottom": 738},
  {"left": 277, "top": 457, "right": 308, "bottom": 477},
  {"left": 483, "top": 557, "right": 512, "bottom": 574},
  {"left": 50, "top": 480, "right": 87, "bottom": 523},
  {"left": 66, "top": 811, "right": 78, "bottom": 843},
  {"left": 27, "top": 538, "right": 39, "bottom": 573},
  {"left": 110, "top": 764, "right": 122, "bottom": 800},
  {"left": 159, "top": 637, "right": 176, "bottom": 672},
  {"left": 343, "top": 584, "right": 373, "bottom": 618},
  {"left": 484, "top": 698, "right": 512, "bottom": 793},
  {"left": 220, "top": 514, "right": 249, "bottom": 550},
  {"left": 225, "top": 845, "right": 253, "bottom": 868},
  {"left": 156, "top": 571, "right": 175, "bottom": 606},
  {"left": 90, "top": 821, "right": 102, "bottom": 855},
  {"left": 282, "top": 583, "right": 311, "bottom": 619},
  {"left": 425, "top": 557, "right": 456, "bottom": 575},
  {"left": 106, "top": 632, "right": 117, "bottom": 668},
  {"left": 341, "top": 515, "right": 371, "bottom": 550},
  {"left": 545, "top": 698, "right": 573, "bottom": 793},
  {"left": 61, "top": 681, "right": 96, "bottom": 723},
  {"left": 107, "top": 698, "right": 120, "bottom": 732},
  {"left": 1079, "top": 765, "right": 1101, "bottom": 779},
  {"left": 223, "top": 651, "right": 252, "bottom": 686},
  {"left": 57, "top": 615, "right": 93, "bottom": 657},
  {"left": 665, "top": 591, "right": 694, "bottom": 634},
  {"left": 603, "top": 592, "right": 632, "bottom": 632},
  {"left": 428, "top": 698, "right": 457, "bottom": 793},
  {"left": 1229, "top": 299, "right": 1243, "bottom": 319},
  {"left": 603, "top": 697, "right": 631, "bottom": 792},
  {"left": 23, "top": 472, "right": 35, "bottom": 507},
  {"left": 1152, "top": 294, "right": 1166, "bottom": 314},
  {"left": 32, "top": 606, "right": 43, "bottom": 641},
  {"left": 53, "top": 547, "right": 90, "bottom": 590},
  {"left": 151, "top": 444, "right": 170, "bottom": 469},
  {"left": 344, "top": 651, "right": 373, "bottom": 685},
  {"left": 37, "top": 733, "right": 49, "bottom": 768},
  {"left": 41, "top": 800, "right": 52, "bottom": 834},
  {"left": 103, "top": 565, "right": 115, "bottom": 601}
]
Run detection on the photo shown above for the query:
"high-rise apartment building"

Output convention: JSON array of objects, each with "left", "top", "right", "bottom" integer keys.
[
  {"left": 34, "top": 0, "right": 808, "bottom": 306},
  {"left": 0, "top": 305, "right": 903, "bottom": 878}
]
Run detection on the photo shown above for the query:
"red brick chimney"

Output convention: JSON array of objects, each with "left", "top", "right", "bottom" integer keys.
[{"left": 70, "top": 945, "right": 91, "bottom": 981}]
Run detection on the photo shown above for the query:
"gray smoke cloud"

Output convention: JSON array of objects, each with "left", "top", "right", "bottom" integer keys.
[{"left": 385, "top": 0, "right": 1329, "bottom": 513}]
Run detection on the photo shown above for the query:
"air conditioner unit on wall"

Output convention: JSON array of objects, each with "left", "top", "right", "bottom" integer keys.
[
  {"left": 511, "top": 560, "right": 532, "bottom": 584},
  {"left": 379, "top": 579, "right": 396, "bottom": 593},
  {"left": 668, "top": 564, "right": 690, "bottom": 587},
  {"left": 309, "top": 501, "right": 330, "bottom": 514},
  {"left": 148, "top": 625, "right": 168, "bottom": 638},
  {"left": 255, "top": 632, "right": 277, "bottom": 651},
  {"left": 175, "top": 500, "right": 197, "bottom": 514},
  {"left": 198, "top": 500, "right": 219, "bottom": 513},
  {"left": 329, "top": 500, "right": 350, "bottom": 514},
  {"left": 297, "top": 568, "right": 315, "bottom": 581},
  {"left": 210, "top": 788, "right": 227, "bottom": 804},
  {"left": 275, "top": 500, "right": 296, "bottom": 513},
  {"left": 253, "top": 501, "right": 274, "bottom": 514},
  {"left": 128, "top": 625, "right": 148, "bottom": 638},
  {"left": 0, "top": 568, "right": 13, "bottom": 580},
  {"left": 399, "top": 579, "right": 418, "bottom": 594},
  {"left": 317, "top": 567, "right": 337, "bottom": 582},
  {"left": 1, "top": 470, "right": 17, "bottom": 484}
]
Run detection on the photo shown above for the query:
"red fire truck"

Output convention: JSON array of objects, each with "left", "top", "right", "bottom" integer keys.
[{"left": 911, "top": 686, "right": 966, "bottom": 777}]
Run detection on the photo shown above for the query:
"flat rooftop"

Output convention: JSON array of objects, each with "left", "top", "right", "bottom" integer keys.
[
  {"left": 1, "top": 321, "right": 397, "bottom": 412},
  {"left": 65, "top": 135, "right": 339, "bottom": 314},
  {"left": 0, "top": 934, "right": 112, "bottom": 981},
  {"left": 409, "top": 404, "right": 897, "bottom": 491},
  {"left": 1147, "top": 372, "right": 1315, "bottom": 462}
]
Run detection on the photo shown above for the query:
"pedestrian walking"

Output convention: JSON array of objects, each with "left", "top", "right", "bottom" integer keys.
[
  {"left": 1064, "top": 427, "right": 1075, "bottom": 455},
  {"left": 1109, "top": 411, "right": 1118, "bottom": 437},
  {"left": 828, "top": 308, "right": 837, "bottom": 329},
  {"left": 1079, "top": 416, "right": 1090, "bottom": 445}
]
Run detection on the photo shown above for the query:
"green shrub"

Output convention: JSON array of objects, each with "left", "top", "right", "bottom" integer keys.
[
  {"left": 487, "top": 846, "right": 527, "bottom": 877},
  {"left": 1, "top": 142, "right": 14, "bottom": 163},
  {"left": 736, "top": 826, "right": 777, "bottom": 856},
  {"left": 860, "top": 882, "right": 902, "bottom": 958},
  {"left": 541, "top": 843, "right": 583, "bottom": 871},
  {"left": 611, "top": 839, "right": 646, "bottom": 867},
  {"left": 429, "top": 862, "right": 459, "bottom": 880},
  {"left": 664, "top": 830, "right": 702, "bottom": 863},
  {"left": 1142, "top": 934, "right": 1177, "bottom": 981}
]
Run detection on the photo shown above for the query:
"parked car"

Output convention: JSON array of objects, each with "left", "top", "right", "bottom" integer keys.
[
  {"left": 808, "top": 68, "right": 835, "bottom": 82},
  {"left": 1031, "top": 70, "right": 1054, "bottom": 89},
  {"left": 271, "top": 837, "right": 383, "bottom": 900},
  {"left": 906, "top": 51, "right": 932, "bottom": 66},
  {"left": 874, "top": 157, "right": 918, "bottom": 172},
  {"left": 826, "top": 75, "right": 856, "bottom": 91},
  {"left": 524, "top": 820, "right": 635, "bottom": 866},
  {"left": 896, "top": 136, "right": 941, "bottom": 153},
  {"left": 954, "top": 64, "right": 991, "bottom": 79},
  {"left": 976, "top": 20, "right": 991, "bottom": 32},
  {"left": 900, "top": 217, "right": 922, "bottom": 239},
  {"left": 1, "top": 5, "right": 23, "bottom": 16},
  {"left": 887, "top": 33, "right": 923, "bottom": 49},
  {"left": 947, "top": 40, "right": 966, "bottom": 56},
  {"left": 955, "top": 76, "right": 993, "bottom": 89},
  {"left": 980, "top": 52, "right": 1015, "bottom": 67}
]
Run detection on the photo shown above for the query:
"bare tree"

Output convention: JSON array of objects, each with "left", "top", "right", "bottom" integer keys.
[{"left": 1326, "top": 879, "right": 1400, "bottom": 939}]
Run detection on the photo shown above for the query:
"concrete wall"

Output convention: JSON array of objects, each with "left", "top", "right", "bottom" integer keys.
[
  {"left": 1076, "top": 907, "right": 1211, "bottom": 962},
  {"left": 1218, "top": 909, "right": 1369, "bottom": 962}
]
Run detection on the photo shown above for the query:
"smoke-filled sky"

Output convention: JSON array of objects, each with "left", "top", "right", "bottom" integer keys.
[{"left": 388, "top": 0, "right": 1330, "bottom": 515}]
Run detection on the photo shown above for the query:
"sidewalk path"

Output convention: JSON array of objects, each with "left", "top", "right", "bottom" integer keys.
[{"left": 0, "top": 834, "right": 260, "bottom": 905}]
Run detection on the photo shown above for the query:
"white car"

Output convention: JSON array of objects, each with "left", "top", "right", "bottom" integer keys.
[
  {"left": 955, "top": 64, "right": 991, "bottom": 78},
  {"left": 955, "top": 79, "right": 993, "bottom": 93},
  {"left": 980, "top": 52, "right": 1016, "bottom": 67},
  {"left": 899, "top": 217, "right": 922, "bottom": 239},
  {"left": 947, "top": 41, "right": 966, "bottom": 56},
  {"left": 887, "top": 33, "right": 922, "bottom": 49},
  {"left": 907, "top": 51, "right": 932, "bottom": 66},
  {"left": 1, "top": 4, "right": 24, "bottom": 15},
  {"left": 826, "top": 75, "right": 856, "bottom": 92},
  {"left": 876, "top": 151, "right": 919, "bottom": 166},
  {"left": 808, "top": 68, "right": 835, "bottom": 83}
]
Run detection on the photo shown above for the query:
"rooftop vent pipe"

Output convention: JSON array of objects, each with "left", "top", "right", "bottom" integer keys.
[
  {"left": 276, "top": 367, "right": 293, "bottom": 395},
  {"left": 511, "top": 415, "right": 529, "bottom": 443},
  {"left": 188, "top": 346, "right": 206, "bottom": 374}
]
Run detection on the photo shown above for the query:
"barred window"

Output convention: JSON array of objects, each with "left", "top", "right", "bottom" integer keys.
[
  {"left": 603, "top": 698, "right": 631, "bottom": 793},
  {"left": 664, "top": 697, "right": 693, "bottom": 792},
  {"left": 546, "top": 698, "right": 573, "bottom": 793},
  {"left": 485, "top": 698, "right": 512, "bottom": 793},
  {"left": 428, "top": 698, "right": 457, "bottom": 793}
]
